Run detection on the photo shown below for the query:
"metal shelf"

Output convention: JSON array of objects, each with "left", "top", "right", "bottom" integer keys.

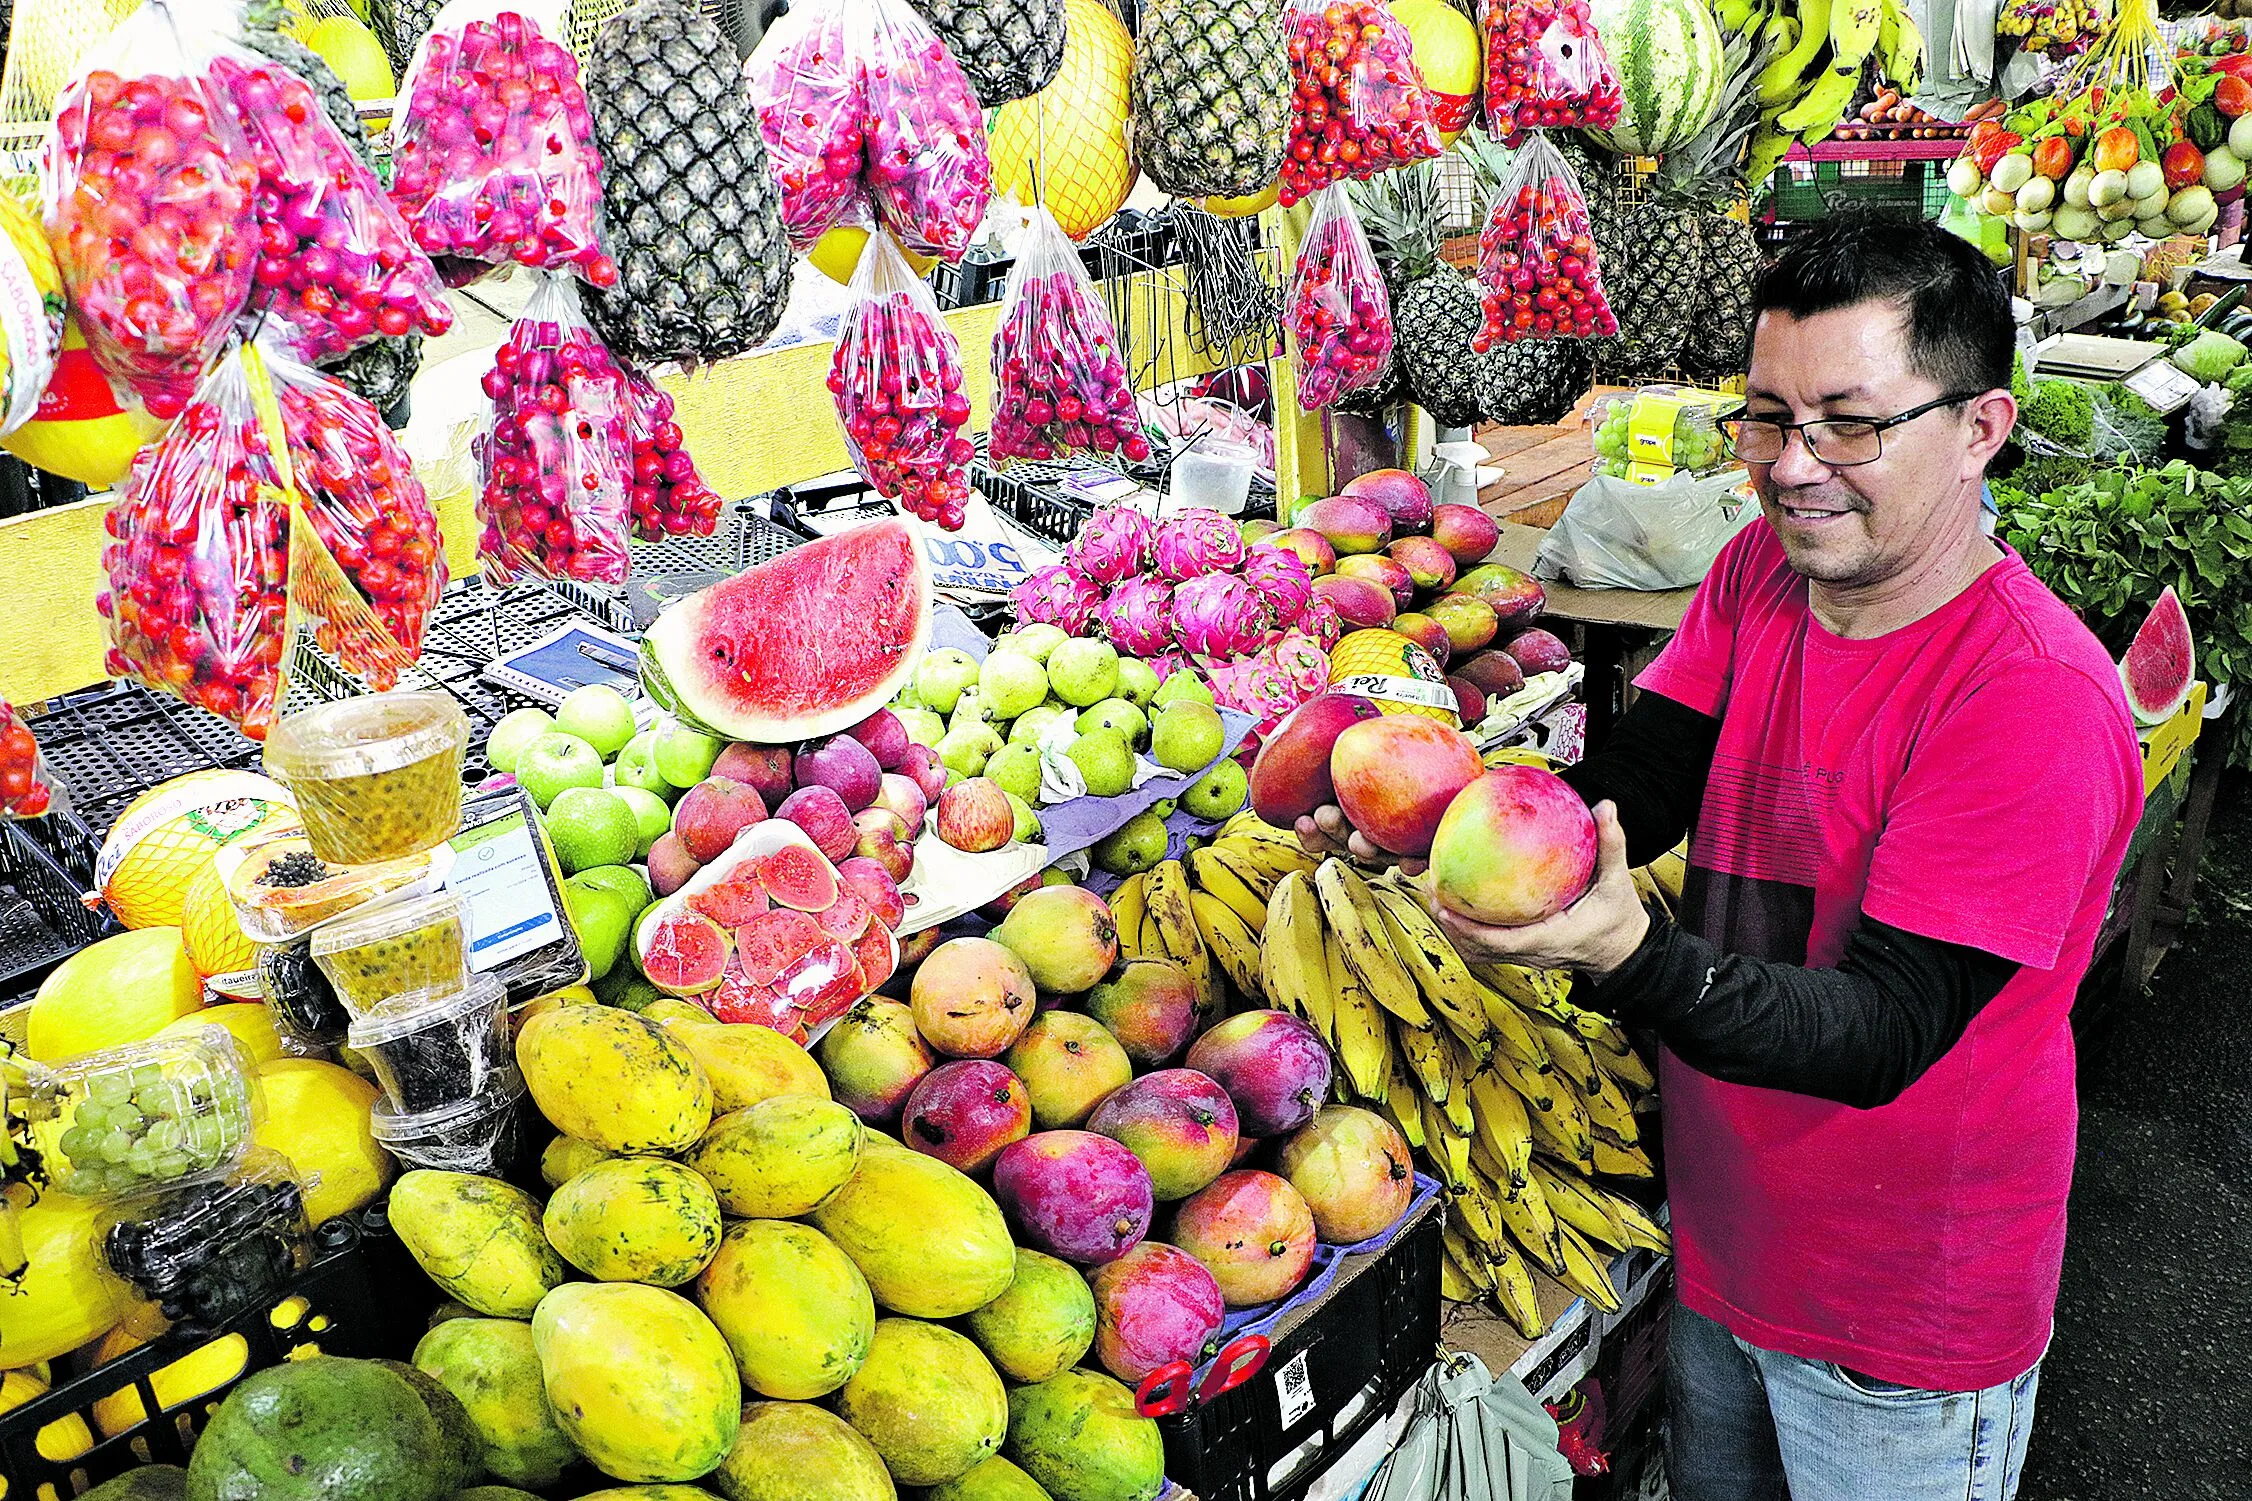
[{"left": 1786, "top": 136, "right": 1970, "bottom": 163}]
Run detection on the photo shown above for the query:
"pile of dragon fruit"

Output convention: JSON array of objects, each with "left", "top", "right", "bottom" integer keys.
[{"left": 1011, "top": 505, "right": 1329, "bottom": 666}]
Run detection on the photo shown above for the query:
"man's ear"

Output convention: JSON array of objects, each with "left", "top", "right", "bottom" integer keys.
[{"left": 1964, "top": 389, "right": 2017, "bottom": 476}]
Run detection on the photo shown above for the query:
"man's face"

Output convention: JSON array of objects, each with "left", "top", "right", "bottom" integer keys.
[{"left": 1742, "top": 303, "right": 2009, "bottom": 590}]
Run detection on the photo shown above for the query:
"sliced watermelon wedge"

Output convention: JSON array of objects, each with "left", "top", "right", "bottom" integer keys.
[{"left": 2119, "top": 585, "right": 2195, "bottom": 728}]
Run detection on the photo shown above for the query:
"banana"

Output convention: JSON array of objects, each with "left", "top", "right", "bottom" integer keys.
[
  {"left": 1589, "top": 1031, "right": 1657, "bottom": 1094},
  {"left": 1112, "top": 872, "right": 1148, "bottom": 956},
  {"left": 1715, "top": 0, "right": 1757, "bottom": 32},
  {"left": 1828, "top": 0, "right": 1883, "bottom": 67},
  {"left": 1490, "top": 1046, "right": 1559, "bottom": 1113},
  {"left": 1467, "top": 1068, "right": 1534, "bottom": 1189},
  {"left": 1261, "top": 871, "right": 1334, "bottom": 1043},
  {"left": 1744, "top": 123, "right": 1798, "bottom": 192},
  {"left": 1421, "top": 1089, "right": 1473, "bottom": 1189},
  {"left": 1529, "top": 1017, "right": 1605, "bottom": 1098},
  {"left": 1314, "top": 860, "right": 1431, "bottom": 1028},
  {"left": 1450, "top": 1179, "right": 1508, "bottom": 1256},
  {"left": 1877, "top": 0, "right": 1923, "bottom": 88},
  {"left": 1380, "top": 1060, "right": 1427, "bottom": 1151},
  {"left": 1586, "top": 1183, "right": 1671, "bottom": 1254},
  {"left": 1222, "top": 826, "right": 1320, "bottom": 882},
  {"left": 1647, "top": 844, "right": 1686, "bottom": 906},
  {"left": 1191, "top": 890, "right": 1267, "bottom": 1002},
  {"left": 1442, "top": 1226, "right": 1495, "bottom": 1296},
  {"left": 1486, "top": 1167, "right": 1565, "bottom": 1276},
  {"left": 1147, "top": 861, "right": 1218, "bottom": 1016},
  {"left": 1776, "top": 64, "right": 1860, "bottom": 138},
  {"left": 1525, "top": 1084, "right": 1597, "bottom": 1170},
  {"left": 1589, "top": 1136, "right": 1656, "bottom": 1180},
  {"left": 1369, "top": 878, "right": 1495, "bottom": 1054},
  {"left": 1397, "top": 1020, "right": 1453, "bottom": 1108},
  {"left": 1437, "top": 1030, "right": 1479, "bottom": 1139},
  {"left": 1487, "top": 1237, "right": 1547, "bottom": 1338},
  {"left": 1474, "top": 978, "right": 1555, "bottom": 1073},
  {"left": 1755, "top": 0, "right": 1828, "bottom": 105},
  {"left": 1439, "top": 1244, "right": 1481, "bottom": 1303},
  {"left": 1579, "top": 1066, "right": 1642, "bottom": 1148},
  {"left": 1553, "top": 1221, "right": 1623, "bottom": 1313},
  {"left": 1326, "top": 921, "right": 1391, "bottom": 1100},
  {"left": 1190, "top": 846, "right": 1273, "bottom": 927},
  {"left": 1530, "top": 1159, "right": 1632, "bottom": 1249},
  {"left": 1472, "top": 961, "right": 1606, "bottom": 1038}
]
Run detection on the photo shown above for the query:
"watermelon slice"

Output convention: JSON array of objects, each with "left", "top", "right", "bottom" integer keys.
[
  {"left": 759, "top": 845, "right": 841, "bottom": 912},
  {"left": 2119, "top": 585, "right": 2195, "bottom": 727},
  {"left": 640, "top": 516, "right": 934, "bottom": 742}
]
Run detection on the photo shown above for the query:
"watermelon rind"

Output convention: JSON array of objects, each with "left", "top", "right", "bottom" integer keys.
[
  {"left": 1585, "top": 0, "right": 1726, "bottom": 157},
  {"left": 2119, "top": 585, "right": 2195, "bottom": 728},
  {"left": 640, "top": 517, "right": 934, "bottom": 744}
]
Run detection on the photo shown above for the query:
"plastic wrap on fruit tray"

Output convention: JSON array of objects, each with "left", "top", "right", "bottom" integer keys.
[
  {"left": 744, "top": 0, "right": 874, "bottom": 252},
  {"left": 1588, "top": 387, "right": 1734, "bottom": 483},
  {"left": 29, "top": 1027, "right": 264, "bottom": 1201},
  {"left": 41, "top": 0, "right": 261, "bottom": 420},
  {"left": 1278, "top": 0, "right": 1442, "bottom": 205},
  {"left": 1478, "top": 0, "right": 1623, "bottom": 145},
  {"left": 474, "top": 272, "right": 636, "bottom": 584},
  {"left": 1472, "top": 131, "right": 1617, "bottom": 348},
  {"left": 828, "top": 229, "right": 975, "bottom": 529},
  {"left": 389, "top": 0, "right": 616, "bottom": 288},
  {"left": 0, "top": 700, "right": 54, "bottom": 817},
  {"left": 208, "top": 42, "right": 453, "bottom": 366},
  {"left": 1285, "top": 186, "right": 1396, "bottom": 410},
  {"left": 990, "top": 203, "right": 1154, "bottom": 467},
  {"left": 97, "top": 340, "right": 442, "bottom": 738},
  {"left": 97, "top": 1147, "right": 311, "bottom": 1329}
]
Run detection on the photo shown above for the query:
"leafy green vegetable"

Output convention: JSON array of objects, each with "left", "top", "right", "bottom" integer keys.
[
  {"left": 2092, "top": 383, "right": 2168, "bottom": 461},
  {"left": 2021, "top": 378, "right": 2095, "bottom": 448},
  {"left": 2173, "top": 330, "right": 2248, "bottom": 383}
]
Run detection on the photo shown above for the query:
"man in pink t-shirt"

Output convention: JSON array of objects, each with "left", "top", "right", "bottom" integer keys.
[{"left": 1312, "top": 217, "right": 2143, "bottom": 1498}]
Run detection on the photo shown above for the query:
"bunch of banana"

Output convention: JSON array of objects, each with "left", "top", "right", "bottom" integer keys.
[
  {"left": 1114, "top": 813, "right": 1321, "bottom": 1016},
  {"left": 1714, "top": 0, "right": 1924, "bottom": 184},
  {"left": 1257, "top": 856, "right": 1669, "bottom": 1338},
  {"left": 0, "top": 1043, "right": 51, "bottom": 1288}
]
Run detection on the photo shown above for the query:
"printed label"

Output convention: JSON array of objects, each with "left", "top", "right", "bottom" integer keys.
[
  {"left": 1332, "top": 673, "right": 1459, "bottom": 713},
  {"left": 447, "top": 810, "right": 567, "bottom": 970},
  {"left": 1274, "top": 1349, "right": 1316, "bottom": 1427}
]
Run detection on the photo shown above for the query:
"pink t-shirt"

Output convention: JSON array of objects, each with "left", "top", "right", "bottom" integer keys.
[{"left": 1637, "top": 519, "right": 2142, "bottom": 1393}]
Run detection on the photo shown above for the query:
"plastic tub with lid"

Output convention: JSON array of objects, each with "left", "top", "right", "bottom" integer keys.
[
  {"left": 264, "top": 692, "right": 470, "bottom": 865},
  {"left": 346, "top": 976, "right": 510, "bottom": 1115},
  {"left": 311, "top": 890, "right": 470, "bottom": 1019}
]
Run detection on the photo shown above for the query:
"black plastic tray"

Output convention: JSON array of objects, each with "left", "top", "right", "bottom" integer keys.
[{"left": 0, "top": 810, "right": 119, "bottom": 1004}]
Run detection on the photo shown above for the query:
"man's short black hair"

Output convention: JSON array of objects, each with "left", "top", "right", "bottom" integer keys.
[{"left": 1752, "top": 212, "right": 2015, "bottom": 398}]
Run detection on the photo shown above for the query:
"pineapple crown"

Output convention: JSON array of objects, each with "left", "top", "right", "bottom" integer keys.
[
  {"left": 1349, "top": 159, "right": 1450, "bottom": 287},
  {"left": 1654, "top": 26, "right": 1775, "bottom": 204}
]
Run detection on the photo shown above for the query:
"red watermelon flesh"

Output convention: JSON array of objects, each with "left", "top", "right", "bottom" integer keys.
[
  {"left": 760, "top": 845, "right": 840, "bottom": 911},
  {"left": 854, "top": 926, "right": 898, "bottom": 992},
  {"left": 642, "top": 911, "right": 731, "bottom": 996},
  {"left": 640, "top": 516, "right": 934, "bottom": 742},
  {"left": 815, "top": 889, "right": 872, "bottom": 943},
  {"left": 689, "top": 876, "right": 771, "bottom": 927},
  {"left": 737, "top": 908, "right": 827, "bottom": 985},
  {"left": 2119, "top": 585, "right": 2194, "bottom": 728}
]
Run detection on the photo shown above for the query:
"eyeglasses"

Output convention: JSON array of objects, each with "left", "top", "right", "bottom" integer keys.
[{"left": 1720, "top": 392, "right": 1987, "bottom": 468}]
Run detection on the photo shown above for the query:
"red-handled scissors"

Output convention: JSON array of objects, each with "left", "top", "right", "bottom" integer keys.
[{"left": 1134, "top": 1333, "right": 1272, "bottom": 1417}]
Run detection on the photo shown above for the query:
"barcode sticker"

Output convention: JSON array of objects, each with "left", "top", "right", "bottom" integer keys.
[{"left": 1274, "top": 1349, "right": 1315, "bottom": 1426}]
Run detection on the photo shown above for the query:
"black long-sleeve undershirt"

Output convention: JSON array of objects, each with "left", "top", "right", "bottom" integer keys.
[{"left": 1554, "top": 690, "right": 2019, "bottom": 1109}]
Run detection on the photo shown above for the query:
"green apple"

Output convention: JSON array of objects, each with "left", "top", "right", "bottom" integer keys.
[
  {"left": 1067, "top": 729, "right": 1136, "bottom": 797},
  {"left": 611, "top": 785, "right": 673, "bottom": 859},
  {"left": 612, "top": 731, "right": 673, "bottom": 800},
  {"left": 980, "top": 650, "right": 1050, "bottom": 721},
  {"left": 917, "top": 648, "right": 982, "bottom": 715},
  {"left": 1048, "top": 639, "right": 1120, "bottom": 707},
  {"left": 563, "top": 870, "right": 641, "bottom": 982},
  {"left": 987, "top": 743, "right": 1044, "bottom": 804},
  {"left": 1150, "top": 701, "right": 1224, "bottom": 774},
  {"left": 651, "top": 721, "right": 725, "bottom": 789},
  {"left": 554, "top": 684, "right": 638, "bottom": 759},
  {"left": 486, "top": 707, "right": 555, "bottom": 774},
  {"left": 516, "top": 732, "right": 605, "bottom": 809},
  {"left": 545, "top": 786, "right": 640, "bottom": 873},
  {"left": 1115, "top": 658, "right": 1160, "bottom": 708},
  {"left": 1077, "top": 697, "right": 1149, "bottom": 750}
]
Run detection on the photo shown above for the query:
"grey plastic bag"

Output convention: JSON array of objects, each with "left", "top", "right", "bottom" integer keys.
[
  {"left": 1535, "top": 470, "right": 1758, "bottom": 591},
  {"left": 1363, "top": 1352, "right": 1576, "bottom": 1501}
]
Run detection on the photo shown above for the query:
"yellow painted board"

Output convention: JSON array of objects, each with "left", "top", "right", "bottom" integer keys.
[{"left": 0, "top": 494, "right": 110, "bottom": 705}]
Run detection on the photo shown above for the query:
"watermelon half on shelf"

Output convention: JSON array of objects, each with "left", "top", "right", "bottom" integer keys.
[
  {"left": 2119, "top": 585, "right": 2195, "bottom": 728},
  {"left": 641, "top": 515, "right": 933, "bottom": 742}
]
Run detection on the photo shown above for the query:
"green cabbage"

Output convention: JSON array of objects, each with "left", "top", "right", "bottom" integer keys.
[{"left": 2173, "top": 331, "right": 2248, "bottom": 383}]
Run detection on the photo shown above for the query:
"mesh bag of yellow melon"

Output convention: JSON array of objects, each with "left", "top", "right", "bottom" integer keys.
[
  {"left": 988, "top": 0, "right": 1136, "bottom": 240},
  {"left": 0, "top": 0, "right": 141, "bottom": 148},
  {"left": 1328, "top": 627, "right": 1461, "bottom": 725},
  {"left": 96, "top": 769, "right": 299, "bottom": 930}
]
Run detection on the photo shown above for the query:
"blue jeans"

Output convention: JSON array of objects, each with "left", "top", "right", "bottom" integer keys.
[{"left": 1666, "top": 1301, "right": 2041, "bottom": 1501}]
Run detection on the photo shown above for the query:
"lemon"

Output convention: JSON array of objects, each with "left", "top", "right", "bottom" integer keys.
[
  {"left": 251, "top": 1059, "right": 392, "bottom": 1225},
  {"left": 157, "top": 1003, "right": 285, "bottom": 1067},
  {"left": 2, "top": 1195, "right": 119, "bottom": 1368},
  {"left": 25, "top": 927, "right": 203, "bottom": 1062},
  {"left": 88, "top": 1326, "right": 252, "bottom": 1437}
]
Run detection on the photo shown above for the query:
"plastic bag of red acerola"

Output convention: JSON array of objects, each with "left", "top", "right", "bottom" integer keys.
[
  {"left": 42, "top": 0, "right": 261, "bottom": 420},
  {"left": 1479, "top": 0, "right": 1623, "bottom": 145},
  {"left": 744, "top": 0, "right": 874, "bottom": 253},
  {"left": 828, "top": 229, "right": 974, "bottom": 529},
  {"left": 1472, "top": 132, "right": 1618, "bottom": 346},
  {"left": 989, "top": 204, "right": 1151, "bottom": 466},
  {"left": 0, "top": 703, "right": 54, "bottom": 818},
  {"left": 389, "top": 0, "right": 616, "bottom": 287},
  {"left": 858, "top": 0, "right": 993, "bottom": 261},
  {"left": 474, "top": 273, "right": 636, "bottom": 584},
  {"left": 1286, "top": 185, "right": 1395, "bottom": 409},
  {"left": 1278, "top": 0, "right": 1442, "bottom": 206},
  {"left": 622, "top": 368, "right": 724, "bottom": 542}
]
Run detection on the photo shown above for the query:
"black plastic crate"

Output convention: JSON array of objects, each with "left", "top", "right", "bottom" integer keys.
[
  {"left": 17, "top": 687, "right": 266, "bottom": 841},
  {"left": 977, "top": 457, "right": 1099, "bottom": 547},
  {"left": 0, "top": 1207, "right": 431, "bottom": 1499},
  {"left": 1160, "top": 1199, "right": 1443, "bottom": 1501},
  {"left": 0, "top": 810, "right": 117, "bottom": 1003}
]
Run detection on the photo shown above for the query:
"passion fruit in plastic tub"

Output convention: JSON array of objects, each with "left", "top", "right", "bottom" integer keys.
[
  {"left": 311, "top": 890, "right": 470, "bottom": 1018},
  {"left": 34, "top": 1028, "right": 264, "bottom": 1200},
  {"left": 368, "top": 1063, "right": 527, "bottom": 1176},
  {"left": 346, "top": 975, "right": 510, "bottom": 1115},
  {"left": 264, "top": 692, "right": 470, "bottom": 865}
]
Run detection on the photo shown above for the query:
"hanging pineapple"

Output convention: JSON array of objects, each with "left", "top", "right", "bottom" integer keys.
[{"left": 1129, "top": 0, "right": 1288, "bottom": 200}]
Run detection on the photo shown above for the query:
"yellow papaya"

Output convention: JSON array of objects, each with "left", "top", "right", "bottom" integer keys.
[
  {"left": 539, "top": 1135, "right": 614, "bottom": 1189},
  {"left": 711, "top": 1401, "right": 896, "bottom": 1501},
  {"left": 389, "top": 1170, "right": 565, "bottom": 1317},
  {"left": 686, "top": 1096, "right": 862, "bottom": 1218},
  {"left": 543, "top": 1158, "right": 722, "bottom": 1286},
  {"left": 696, "top": 1221, "right": 875, "bottom": 1400},
  {"left": 412, "top": 1318, "right": 578, "bottom": 1489},
  {"left": 808, "top": 1137, "right": 1015, "bottom": 1319},
  {"left": 531, "top": 1282, "right": 740, "bottom": 1484},
  {"left": 659, "top": 1017, "right": 830, "bottom": 1112},
  {"left": 518, "top": 1007, "right": 712, "bottom": 1154}
]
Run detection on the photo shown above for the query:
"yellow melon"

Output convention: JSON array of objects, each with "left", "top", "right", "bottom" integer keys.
[
  {"left": 157, "top": 1003, "right": 285, "bottom": 1067},
  {"left": 807, "top": 225, "right": 938, "bottom": 285},
  {"left": 88, "top": 1326, "right": 252, "bottom": 1437},
  {"left": 305, "top": 16, "right": 395, "bottom": 125},
  {"left": 1391, "top": 0, "right": 1482, "bottom": 144},
  {"left": 178, "top": 859, "right": 260, "bottom": 981},
  {"left": 1, "top": 1194, "right": 119, "bottom": 1368},
  {"left": 1329, "top": 629, "right": 1460, "bottom": 725},
  {"left": 97, "top": 771, "right": 298, "bottom": 931},
  {"left": 0, "top": 315, "right": 169, "bottom": 487},
  {"left": 989, "top": 0, "right": 1137, "bottom": 240},
  {"left": 1203, "top": 182, "right": 1280, "bottom": 218},
  {"left": 251, "top": 1059, "right": 392, "bottom": 1225},
  {"left": 25, "top": 927, "right": 203, "bottom": 1062}
]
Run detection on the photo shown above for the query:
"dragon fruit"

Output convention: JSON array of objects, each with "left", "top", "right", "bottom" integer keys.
[
  {"left": 1171, "top": 573, "right": 1271, "bottom": 661},
  {"left": 1013, "top": 564, "right": 1103, "bottom": 635},
  {"left": 1207, "top": 632, "right": 1334, "bottom": 755},
  {"left": 1241, "top": 546, "right": 1313, "bottom": 631},
  {"left": 1153, "top": 508, "right": 1248, "bottom": 581},
  {"left": 1298, "top": 591, "right": 1344, "bottom": 650},
  {"left": 1101, "top": 575, "right": 1176, "bottom": 656},
  {"left": 1068, "top": 505, "right": 1157, "bottom": 584}
]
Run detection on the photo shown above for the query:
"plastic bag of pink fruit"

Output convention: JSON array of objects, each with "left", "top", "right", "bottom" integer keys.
[
  {"left": 473, "top": 272, "right": 635, "bottom": 584},
  {"left": 41, "top": 0, "right": 262, "bottom": 421},
  {"left": 621, "top": 368, "right": 724, "bottom": 542},
  {"left": 206, "top": 40, "right": 453, "bottom": 366},
  {"left": 1285, "top": 186, "right": 1394, "bottom": 411},
  {"left": 0, "top": 702, "right": 55, "bottom": 819},
  {"left": 744, "top": 0, "right": 871, "bottom": 253},
  {"left": 389, "top": 0, "right": 616, "bottom": 288},
  {"left": 1278, "top": 0, "right": 1442, "bottom": 206},
  {"left": 989, "top": 204, "right": 1151, "bottom": 467},
  {"left": 1479, "top": 0, "right": 1623, "bottom": 145},
  {"left": 856, "top": 0, "right": 993, "bottom": 262},
  {"left": 828, "top": 229, "right": 974, "bottom": 530},
  {"left": 1472, "top": 134, "right": 1616, "bottom": 348}
]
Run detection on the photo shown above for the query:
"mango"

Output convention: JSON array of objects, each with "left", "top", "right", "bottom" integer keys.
[
  {"left": 962, "top": 1248, "right": 1097, "bottom": 1383},
  {"left": 411, "top": 1319, "right": 577, "bottom": 1489},
  {"left": 928, "top": 1457, "right": 1059, "bottom": 1501},
  {"left": 809, "top": 1135, "right": 1016, "bottom": 1318},
  {"left": 389, "top": 1170, "right": 566, "bottom": 1318},
  {"left": 710, "top": 1400, "right": 897, "bottom": 1501},
  {"left": 660, "top": 1016, "right": 830, "bottom": 1112},
  {"left": 532, "top": 1282, "right": 741, "bottom": 1483},
  {"left": 543, "top": 1157, "right": 723, "bottom": 1286},
  {"left": 1004, "top": 1369, "right": 1165, "bottom": 1501},
  {"left": 519, "top": 1007, "right": 713, "bottom": 1154},
  {"left": 686, "top": 1096, "right": 862, "bottom": 1218},
  {"left": 834, "top": 1319, "right": 1007, "bottom": 1486},
  {"left": 696, "top": 1220, "right": 875, "bottom": 1400}
]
